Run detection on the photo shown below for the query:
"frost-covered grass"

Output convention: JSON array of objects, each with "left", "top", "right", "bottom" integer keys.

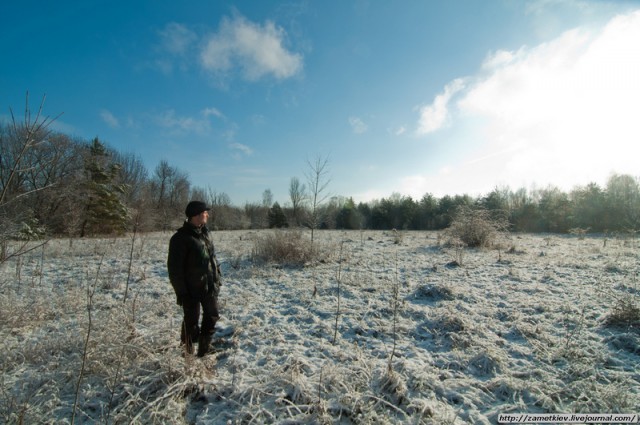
[{"left": 1, "top": 230, "right": 638, "bottom": 424}]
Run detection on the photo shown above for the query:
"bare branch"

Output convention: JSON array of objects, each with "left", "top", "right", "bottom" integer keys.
[
  {"left": 304, "top": 154, "right": 331, "bottom": 244},
  {"left": 1, "top": 93, "right": 62, "bottom": 205}
]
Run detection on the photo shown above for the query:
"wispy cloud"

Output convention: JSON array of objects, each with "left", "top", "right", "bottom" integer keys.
[
  {"left": 230, "top": 142, "right": 253, "bottom": 156},
  {"left": 160, "top": 22, "right": 197, "bottom": 55},
  {"left": 203, "top": 107, "right": 225, "bottom": 119},
  {"left": 155, "top": 109, "right": 211, "bottom": 134},
  {"left": 348, "top": 116, "right": 368, "bottom": 134},
  {"left": 200, "top": 15, "right": 303, "bottom": 81},
  {"left": 100, "top": 109, "right": 120, "bottom": 128},
  {"left": 415, "top": 79, "right": 465, "bottom": 136},
  {"left": 155, "top": 22, "right": 198, "bottom": 73},
  {"left": 153, "top": 107, "right": 229, "bottom": 134}
]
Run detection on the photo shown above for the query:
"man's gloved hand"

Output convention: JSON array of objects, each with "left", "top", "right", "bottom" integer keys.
[{"left": 176, "top": 294, "right": 184, "bottom": 306}]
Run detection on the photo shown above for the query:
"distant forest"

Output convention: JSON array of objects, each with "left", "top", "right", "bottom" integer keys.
[{"left": 1, "top": 110, "right": 639, "bottom": 239}]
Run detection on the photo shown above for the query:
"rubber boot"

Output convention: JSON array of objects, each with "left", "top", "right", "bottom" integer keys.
[
  {"left": 197, "top": 334, "right": 212, "bottom": 357},
  {"left": 181, "top": 323, "right": 197, "bottom": 356},
  {"left": 182, "top": 341, "right": 194, "bottom": 356}
]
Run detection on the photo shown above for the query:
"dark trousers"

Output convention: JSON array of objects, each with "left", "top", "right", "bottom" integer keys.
[{"left": 180, "top": 293, "right": 220, "bottom": 349}]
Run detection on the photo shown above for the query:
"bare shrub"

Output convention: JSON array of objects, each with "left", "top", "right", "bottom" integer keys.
[
  {"left": 605, "top": 298, "right": 640, "bottom": 329},
  {"left": 376, "top": 368, "right": 408, "bottom": 407},
  {"left": 438, "top": 314, "right": 468, "bottom": 334},
  {"left": 445, "top": 206, "right": 509, "bottom": 248},
  {"left": 413, "top": 283, "right": 456, "bottom": 301},
  {"left": 469, "top": 348, "right": 503, "bottom": 377},
  {"left": 1, "top": 94, "right": 59, "bottom": 265},
  {"left": 251, "top": 230, "right": 315, "bottom": 266}
]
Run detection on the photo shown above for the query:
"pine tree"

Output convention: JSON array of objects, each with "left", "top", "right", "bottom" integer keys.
[
  {"left": 268, "top": 202, "right": 288, "bottom": 228},
  {"left": 80, "top": 138, "right": 128, "bottom": 236}
]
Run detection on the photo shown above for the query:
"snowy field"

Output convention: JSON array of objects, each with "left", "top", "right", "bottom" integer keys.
[{"left": 1, "top": 229, "right": 638, "bottom": 424}]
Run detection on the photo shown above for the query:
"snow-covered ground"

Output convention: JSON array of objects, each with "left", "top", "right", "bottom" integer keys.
[{"left": 1, "top": 230, "right": 638, "bottom": 424}]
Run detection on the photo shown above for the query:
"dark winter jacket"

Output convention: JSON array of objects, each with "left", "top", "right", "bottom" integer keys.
[{"left": 167, "top": 222, "right": 221, "bottom": 302}]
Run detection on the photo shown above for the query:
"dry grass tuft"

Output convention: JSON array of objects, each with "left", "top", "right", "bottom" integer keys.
[
  {"left": 376, "top": 367, "right": 408, "bottom": 406},
  {"left": 251, "top": 230, "right": 315, "bottom": 266},
  {"left": 413, "top": 283, "right": 456, "bottom": 301},
  {"left": 468, "top": 348, "right": 504, "bottom": 377},
  {"left": 605, "top": 298, "right": 640, "bottom": 329}
]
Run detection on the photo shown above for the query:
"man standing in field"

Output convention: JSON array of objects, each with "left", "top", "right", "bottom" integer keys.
[{"left": 167, "top": 201, "right": 222, "bottom": 357}]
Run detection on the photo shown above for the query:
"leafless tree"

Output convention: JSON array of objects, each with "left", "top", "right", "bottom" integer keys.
[
  {"left": 189, "top": 186, "right": 209, "bottom": 203},
  {"left": 289, "top": 176, "right": 306, "bottom": 227},
  {"left": 205, "top": 188, "right": 246, "bottom": 229},
  {"left": 1, "top": 94, "right": 61, "bottom": 204},
  {"left": 244, "top": 202, "right": 268, "bottom": 229},
  {"left": 209, "top": 189, "right": 232, "bottom": 207},
  {"left": 151, "top": 160, "right": 190, "bottom": 230},
  {"left": 113, "top": 150, "right": 148, "bottom": 205},
  {"left": 110, "top": 151, "right": 155, "bottom": 232},
  {"left": 248, "top": 188, "right": 272, "bottom": 228},
  {"left": 6, "top": 131, "right": 85, "bottom": 235},
  {"left": 305, "top": 155, "right": 331, "bottom": 244},
  {"left": 262, "top": 188, "right": 273, "bottom": 208},
  {"left": 0, "top": 93, "right": 61, "bottom": 262}
]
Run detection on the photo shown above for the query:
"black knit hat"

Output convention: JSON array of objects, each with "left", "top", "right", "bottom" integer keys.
[{"left": 185, "top": 201, "right": 210, "bottom": 218}]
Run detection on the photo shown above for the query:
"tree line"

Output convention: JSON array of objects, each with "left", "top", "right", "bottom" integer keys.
[
  {"left": 1, "top": 103, "right": 639, "bottom": 241},
  {"left": 324, "top": 176, "right": 639, "bottom": 234}
]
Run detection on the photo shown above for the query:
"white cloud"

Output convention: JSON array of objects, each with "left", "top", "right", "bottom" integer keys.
[
  {"left": 397, "top": 10, "right": 640, "bottom": 199},
  {"left": 394, "top": 126, "right": 406, "bottom": 136},
  {"left": 202, "top": 107, "right": 225, "bottom": 119},
  {"left": 159, "top": 23, "right": 197, "bottom": 55},
  {"left": 154, "top": 23, "right": 198, "bottom": 74},
  {"left": 155, "top": 109, "right": 211, "bottom": 134},
  {"left": 481, "top": 49, "right": 518, "bottom": 70},
  {"left": 200, "top": 15, "right": 303, "bottom": 81},
  {"left": 352, "top": 188, "right": 386, "bottom": 204},
  {"left": 397, "top": 167, "right": 461, "bottom": 199},
  {"left": 230, "top": 142, "right": 253, "bottom": 156},
  {"left": 251, "top": 114, "right": 266, "bottom": 126},
  {"left": 155, "top": 107, "right": 231, "bottom": 133},
  {"left": 348, "top": 116, "right": 368, "bottom": 134},
  {"left": 100, "top": 110, "right": 120, "bottom": 128},
  {"left": 415, "top": 78, "right": 465, "bottom": 136},
  {"left": 456, "top": 10, "right": 640, "bottom": 191},
  {"left": 398, "top": 174, "right": 428, "bottom": 199}
]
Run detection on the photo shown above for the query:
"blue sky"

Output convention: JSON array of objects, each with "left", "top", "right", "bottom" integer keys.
[{"left": 2, "top": 0, "right": 639, "bottom": 205}]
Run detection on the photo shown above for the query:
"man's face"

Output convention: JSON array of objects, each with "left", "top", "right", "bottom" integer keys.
[{"left": 191, "top": 210, "right": 209, "bottom": 227}]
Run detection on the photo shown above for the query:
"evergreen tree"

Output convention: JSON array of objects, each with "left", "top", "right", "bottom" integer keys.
[
  {"left": 417, "top": 193, "right": 438, "bottom": 230},
  {"left": 537, "top": 186, "right": 571, "bottom": 233},
  {"left": 268, "top": 202, "right": 288, "bottom": 228},
  {"left": 336, "top": 197, "right": 363, "bottom": 229},
  {"left": 570, "top": 183, "right": 606, "bottom": 232},
  {"left": 80, "top": 138, "right": 128, "bottom": 236}
]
